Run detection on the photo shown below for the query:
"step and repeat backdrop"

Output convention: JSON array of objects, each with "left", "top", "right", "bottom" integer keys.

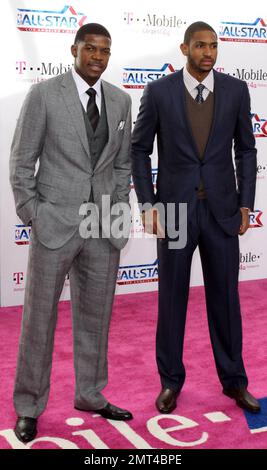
[{"left": 0, "top": 0, "right": 266, "bottom": 306}]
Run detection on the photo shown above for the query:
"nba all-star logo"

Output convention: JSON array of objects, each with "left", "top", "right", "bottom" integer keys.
[
  {"left": 251, "top": 114, "right": 267, "bottom": 137},
  {"left": 14, "top": 224, "right": 31, "bottom": 245},
  {"left": 16, "top": 5, "right": 87, "bottom": 33},
  {"left": 123, "top": 63, "right": 176, "bottom": 89},
  {"left": 249, "top": 210, "right": 263, "bottom": 228},
  {"left": 117, "top": 259, "right": 158, "bottom": 285},
  {"left": 219, "top": 18, "right": 267, "bottom": 43}
]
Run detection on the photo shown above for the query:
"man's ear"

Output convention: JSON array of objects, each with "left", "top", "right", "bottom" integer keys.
[
  {"left": 71, "top": 44, "right": 77, "bottom": 58},
  {"left": 180, "top": 43, "right": 188, "bottom": 57}
]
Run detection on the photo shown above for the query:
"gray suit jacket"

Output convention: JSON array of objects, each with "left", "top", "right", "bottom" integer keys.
[{"left": 10, "top": 70, "right": 132, "bottom": 250}]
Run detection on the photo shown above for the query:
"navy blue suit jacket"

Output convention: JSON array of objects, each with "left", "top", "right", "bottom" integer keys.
[{"left": 131, "top": 69, "right": 257, "bottom": 235}]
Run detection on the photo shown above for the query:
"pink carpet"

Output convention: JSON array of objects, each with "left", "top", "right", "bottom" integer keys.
[{"left": 1, "top": 279, "right": 267, "bottom": 449}]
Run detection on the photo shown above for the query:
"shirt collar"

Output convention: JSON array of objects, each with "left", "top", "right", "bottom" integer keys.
[
  {"left": 71, "top": 67, "right": 102, "bottom": 98},
  {"left": 183, "top": 66, "right": 214, "bottom": 93}
]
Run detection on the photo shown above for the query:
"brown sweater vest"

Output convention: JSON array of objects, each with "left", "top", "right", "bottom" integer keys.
[{"left": 185, "top": 88, "right": 214, "bottom": 197}]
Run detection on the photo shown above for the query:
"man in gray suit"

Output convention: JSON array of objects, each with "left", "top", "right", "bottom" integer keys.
[{"left": 10, "top": 23, "right": 133, "bottom": 443}]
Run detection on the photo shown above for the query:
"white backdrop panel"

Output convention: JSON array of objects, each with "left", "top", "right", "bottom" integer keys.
[{"left": 1, "top": 0, "right": 266, "bottom": 306}]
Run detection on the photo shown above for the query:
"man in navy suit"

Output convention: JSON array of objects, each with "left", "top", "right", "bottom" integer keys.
[{"left": 131, "top": 22, "right": 260, "bottom": 413}]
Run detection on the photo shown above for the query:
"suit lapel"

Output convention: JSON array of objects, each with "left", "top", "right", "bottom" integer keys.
[
  {"left": 60, "top": 70, "right": 91, "bottom": 160},
  {"left": 203, "top": 70, "right": 227, "bottom": 160},
  {"left": 168, "top": 70, "right": 200, "bottom": 161},
  {"left": 94, "top": 80, "right": 120, "bottom": 171}
]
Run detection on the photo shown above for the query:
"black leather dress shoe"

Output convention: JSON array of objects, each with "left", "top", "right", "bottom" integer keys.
[
  {"left": 14, "top": 417, "right": 38, "bottom": 443},
  {"left": 223, "top": 388, "right": 261, "bottom": 413},
  {"left": 96, "top": 403, "right": 133, "bottom": 420},
  {"left": 156, "top": 388, "right": 180, "bottom": 413},
  {"left": 75, "top": 403, "right": 133, "bottom": 420}
]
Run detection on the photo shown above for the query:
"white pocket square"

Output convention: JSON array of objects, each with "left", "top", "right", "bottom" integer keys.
[{"left": 117, "top": 120, "right": 125, "bottom": 130}]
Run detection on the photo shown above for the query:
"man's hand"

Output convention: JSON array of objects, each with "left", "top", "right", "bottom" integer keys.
[
  {"left": 141, "top": 208, "right": 165, "bottom": 238},
  {"left": 239, "top": 207, "right": 250, "bottom": 235}
]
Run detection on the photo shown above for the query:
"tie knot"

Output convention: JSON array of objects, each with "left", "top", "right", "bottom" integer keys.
[
  {"left": 196, "top": 83, "right": 205, "bottom": 92},
  {"left": 86, "top": 87, "right": 96, "bottom": 98}
]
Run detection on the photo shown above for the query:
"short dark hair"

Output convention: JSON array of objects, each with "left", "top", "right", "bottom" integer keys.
[
  {"left": 74, "top": 23, "right": 111, "bottom": 44},
  {"left": 183, "top": 21, "right": 216, "bottom": 44}
]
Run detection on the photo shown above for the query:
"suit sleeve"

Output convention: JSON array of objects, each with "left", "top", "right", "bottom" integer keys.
[
  {"left": 113, "top": 94, "right": 132, "bottom": 204},
  {"left": 131, "top": 83, "right": 158, "bottom": 206},
  {"left": 9, "top": 84, "right": 46, "bottom": 225},
  {"left": 234, "top": 82, "right": 257, "bottom": 210}
]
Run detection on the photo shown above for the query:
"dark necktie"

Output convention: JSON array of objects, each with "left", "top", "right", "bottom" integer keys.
[
  {"left": 195, "top": 83, "right": 205, "bottom": 104},
  {"left": 86, "top": 88, "right": 99, "bottom": 131}
]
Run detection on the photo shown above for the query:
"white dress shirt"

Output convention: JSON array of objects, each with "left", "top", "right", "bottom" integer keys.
[
  {"left": 72, "top": 67, "right": 102, "bottom": 114},
  {"left": 183, "top": 66, "right": 214, "bottom": 101}
]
